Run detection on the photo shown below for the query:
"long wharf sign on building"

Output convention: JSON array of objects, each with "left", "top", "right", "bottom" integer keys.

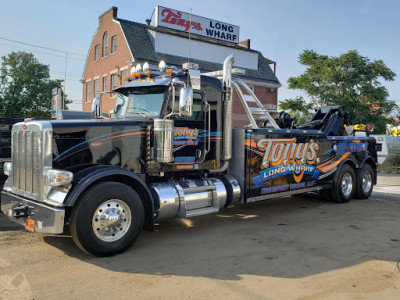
[{"left": 154, "top": 6, "right": 240, "bottom": 43}]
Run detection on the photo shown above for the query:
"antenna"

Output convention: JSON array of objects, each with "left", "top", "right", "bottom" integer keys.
[
  {"left": 188, "top": 8, "right": 192, "bottom": 64},
  {"left": 146, "top": 8, "right": 155, "bottom": 26}
]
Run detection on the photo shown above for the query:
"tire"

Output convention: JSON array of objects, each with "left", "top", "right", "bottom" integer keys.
[
  {"left": 354, "top": 164, "right": 374, "bottom": 199},
  {"left": 330, "top": 164, "right": 356, "bottom": 203},
  {"left": 319, "top": 189, "right": 333, "bottom": 202},
  {"left": 70, "top": 182, "right": 144, "bottom": 256}
]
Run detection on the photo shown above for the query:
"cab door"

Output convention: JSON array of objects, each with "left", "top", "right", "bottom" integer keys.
[{"left": 172, "top": 92, "right": 206, "bottom": 165}]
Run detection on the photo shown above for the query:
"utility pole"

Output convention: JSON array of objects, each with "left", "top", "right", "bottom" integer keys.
[{"left": 63, "top": 52, "right": 68, "bottom": 110}]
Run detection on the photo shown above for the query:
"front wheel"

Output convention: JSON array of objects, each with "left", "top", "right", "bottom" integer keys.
[
  {"left": 70, "top": 182, "right": 144, "bottom": 256},
  {"left": 355, "top": 164, "right": 374, "bottom": 199}
]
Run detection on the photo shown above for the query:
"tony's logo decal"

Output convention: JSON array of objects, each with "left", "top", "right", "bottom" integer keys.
[
  {"left": 253, "top": 138, "right": 320, "bottom": 186},
  {"left": 173, "top": 127, "right": 200, "bottom": 145}
]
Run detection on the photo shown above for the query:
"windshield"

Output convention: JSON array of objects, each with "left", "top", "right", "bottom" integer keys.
[{"left": 114, "top": 86, "right": 167, "bottom": 118}]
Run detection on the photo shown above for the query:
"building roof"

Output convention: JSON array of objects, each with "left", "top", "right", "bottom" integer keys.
[{"left": 117, "top": 18, "right": 281, "bottom": 86}]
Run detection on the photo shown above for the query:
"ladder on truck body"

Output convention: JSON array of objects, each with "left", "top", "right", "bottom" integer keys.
[
  {"left": 231, "top": 78, "right": 279, "bottom": 129},
  {"left": 203, "top": 69, "right": 280, "bottom": 129}
]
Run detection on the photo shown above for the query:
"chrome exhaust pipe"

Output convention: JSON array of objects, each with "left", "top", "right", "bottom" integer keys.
[{"left": 222, "top": 54, "right": 234, "bottom": 161}]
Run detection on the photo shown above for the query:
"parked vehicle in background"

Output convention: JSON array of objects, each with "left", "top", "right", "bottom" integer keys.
[
  {"left": 371, "top": 135, "right": 400, "bottom": 173},
  {"left": 1, "top": 55, "right": 378, "bottom": 256},
  {"left": 0, "top": 119, "right": 23, "bottom": 185}
]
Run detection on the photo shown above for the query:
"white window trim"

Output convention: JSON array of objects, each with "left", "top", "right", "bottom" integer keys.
[{"left": 85, "top": 81, "right": 92, "bottom": 103}]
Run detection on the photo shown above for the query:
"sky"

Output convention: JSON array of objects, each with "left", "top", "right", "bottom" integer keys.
[{"left": 0, "top": 0, "right": 399, "bottom": 111}]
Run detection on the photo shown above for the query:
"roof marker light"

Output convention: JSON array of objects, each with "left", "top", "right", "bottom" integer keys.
[
  {"left": 158, "top": 60, "right": 166, "bottom": 72},
  {"left": 135, "top": 64, "right": 142, "bottom": 74},
  {"left": 143, "top": 62, "right": 150, "bottom": 73}
]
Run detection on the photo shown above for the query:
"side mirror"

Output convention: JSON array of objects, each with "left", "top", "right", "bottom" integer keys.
[
  {"left": 91, "top": 96, "right": 101, "bottom": 118},
  {"left": 179, "top": 87, "right": 193, "bottom": 117}
]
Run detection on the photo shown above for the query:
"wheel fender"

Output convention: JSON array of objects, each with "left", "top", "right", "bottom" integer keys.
[
  {"left": 65, "top": 166, "right": 154, "bottom": 230},
  {"left": 359, "top": 156, "right": 377, "bottom": 169}
]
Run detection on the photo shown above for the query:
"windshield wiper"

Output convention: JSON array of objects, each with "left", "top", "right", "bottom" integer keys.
[{"left": 131, "top": 111, "right": 152, "bottom": 119}]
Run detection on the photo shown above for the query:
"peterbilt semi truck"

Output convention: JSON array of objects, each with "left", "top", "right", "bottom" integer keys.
[{"left": 1, "top": 55, "right": 377, "bottom": 256}]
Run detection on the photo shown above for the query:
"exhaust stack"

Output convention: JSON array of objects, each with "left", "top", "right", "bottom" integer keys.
[{"left": 222, "top": 54, "right": 234, "bottom": 161}]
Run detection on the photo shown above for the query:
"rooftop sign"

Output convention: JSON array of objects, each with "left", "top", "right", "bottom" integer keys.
[{"left": 154, "top": 6, "right": 240, "bottom": 44}]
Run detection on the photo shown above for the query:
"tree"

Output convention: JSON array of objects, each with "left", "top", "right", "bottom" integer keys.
[
  {"left": 279, "top": 96, "right": 313, "bottom": 124},
  {"left": 0, "top": 51, "right": 69, "bottom": 119},
  {"left": 287, "top": 50, "right": 398, "bottom": 133}
]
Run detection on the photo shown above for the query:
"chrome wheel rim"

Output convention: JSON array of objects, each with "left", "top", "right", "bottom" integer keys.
[
  {"left": 92, "top": 199, "right": 132, "bottom": 242},
  {"left": 362, "top": 171, "right": 372, "bottom": 194},
  {"left": 341, "top": 172, "right": 353, "bottom": 197}
]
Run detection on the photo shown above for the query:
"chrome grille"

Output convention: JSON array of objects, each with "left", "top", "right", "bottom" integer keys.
[{"left": 12, "top": 129, "right": 41, "bottom": 197}]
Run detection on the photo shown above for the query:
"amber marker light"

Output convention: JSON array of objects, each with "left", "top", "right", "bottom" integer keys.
[
  {"left": 167, "top": 69, "right": 173, "bottom": 74},
  {"left": 124, "top": 77, "right": 129, "bottom": 82},
  {"left": 145, "top": 71, "right": 151, "bottom": 76}
]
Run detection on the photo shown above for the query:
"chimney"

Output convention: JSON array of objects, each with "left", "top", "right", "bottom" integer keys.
[
  {"left": 99, "top": 7, "right": 118, "bottom": 25},
  {"left": 239, "top": 39, "right": 251, "bottom": 49}
]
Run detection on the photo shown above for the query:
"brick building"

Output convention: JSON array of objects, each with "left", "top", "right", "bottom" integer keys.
[{"left": 82, "top": 7, "right": 281, "bottom": 127}]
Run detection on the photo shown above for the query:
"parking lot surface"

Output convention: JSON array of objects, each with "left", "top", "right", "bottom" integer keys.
[{"left": 1, "top": 174, "right": 400, "bottom": 299}]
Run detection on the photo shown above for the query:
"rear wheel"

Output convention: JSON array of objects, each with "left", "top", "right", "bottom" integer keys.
[
  {"left": 70, "top": 182, "right": 144, "bottom": 256},
  {"left": 330, "top": 164, "right": 356, "bottom": 203},
  {"left": 355, "top": 164, "right": 374, "bottom": 199}
]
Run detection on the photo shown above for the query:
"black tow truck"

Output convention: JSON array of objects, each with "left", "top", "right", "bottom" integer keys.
[{"left": 1, "top": 55, "right": 377, "bottom": 256}]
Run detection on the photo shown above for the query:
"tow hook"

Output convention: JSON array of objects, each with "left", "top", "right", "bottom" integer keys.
[{"left": 13, "top": 204, "right": 34, "bottom": 219}]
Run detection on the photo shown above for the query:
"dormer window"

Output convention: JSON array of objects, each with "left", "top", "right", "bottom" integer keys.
[{"left": 102, "top": 32, "right": 108, "bottom": 57}]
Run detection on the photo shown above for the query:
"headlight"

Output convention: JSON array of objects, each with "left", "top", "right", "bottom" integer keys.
[
  {"left": 45, "top": 170, "right": 73, "bottom": 186},
  {"left": 3, "top": 162, "right": 12, "bottom": 176}
]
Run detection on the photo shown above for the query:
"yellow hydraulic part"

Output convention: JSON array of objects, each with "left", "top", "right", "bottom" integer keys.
[{"left": 354, "top": 124, "right": 367, "bottom": 131}]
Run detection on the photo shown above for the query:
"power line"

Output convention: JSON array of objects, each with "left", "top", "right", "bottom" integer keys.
[
  {"left": 50, "top": 70, "right": 82, "bottom": 77},
  {"left": 0, "top": 42, "right": 85, "bottom": 61},
  {"left": 0, "top": 36, "right": 85, "bottom": 57}
]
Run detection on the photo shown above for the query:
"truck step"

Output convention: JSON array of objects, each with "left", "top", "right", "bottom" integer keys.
[{"left": 184, "top": 206, "right": 220, "bottom": 218}]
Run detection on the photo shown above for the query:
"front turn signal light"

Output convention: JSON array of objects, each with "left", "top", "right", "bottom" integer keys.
[{"left": 45, "top": 170, "right": 73, "bottom": 186}]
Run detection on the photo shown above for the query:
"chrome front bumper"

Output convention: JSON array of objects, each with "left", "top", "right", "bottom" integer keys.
[{"left": 1, "top": 191, "right": 65, "bottom": 234}]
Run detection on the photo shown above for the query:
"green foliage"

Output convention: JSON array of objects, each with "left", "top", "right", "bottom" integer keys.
[
  {"left": 0, "top": 51, "right": 69, "bottom": 119},
  {"left": 287, "top": 50, "right": 398, "bottom": 134},
  {"left": 279, "top": 96, "right": 313, "bottom": 124}
]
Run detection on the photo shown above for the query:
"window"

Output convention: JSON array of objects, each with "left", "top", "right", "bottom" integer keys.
[
  {"left": 111, "top": 74, "right": 117, "bottom": 96},
  {"left": 94, "top": 78, "right": 99, "bottom": 97},
  {"left": 116, "top": 86, "right": 167, "bottom": 118},
  {"left": 102, "top": 32, "right": 108, "bottom": 57},
  {"left": 86, "top": 81, "right": 91, "bottom": 103},
  {"left": 121, "top": 70, "right": 128, "bottom": 85},
  {"left": 111, "top": 35, "right": 117, "bottom": 53},
  {"left": 94, "top": 45, "right": 100, "bottom": 61},
  {"left": 103, "top": 75, "right": 107, "bottom": 91}
]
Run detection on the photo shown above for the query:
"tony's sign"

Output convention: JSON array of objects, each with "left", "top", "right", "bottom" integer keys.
[{"left": 154, "top": 6, "right": 240, "bottom": 43}]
